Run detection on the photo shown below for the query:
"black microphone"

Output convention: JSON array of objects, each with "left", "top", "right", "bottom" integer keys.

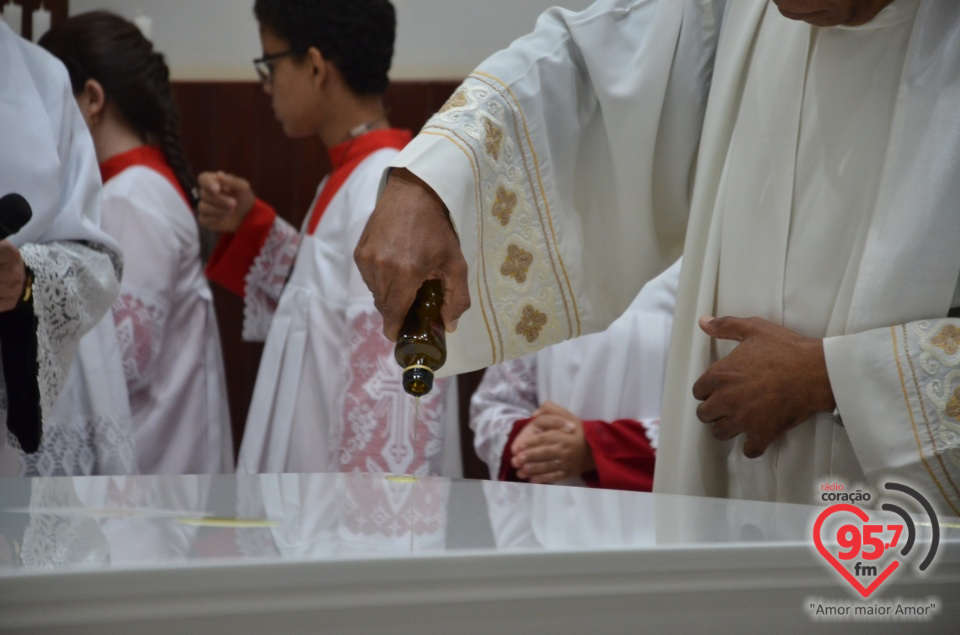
[
  {"left": 0, "top": 193, "right": 41, "bottom": 453},
  {"left": 0, "top": 193, "right": 33, "bottom": 239}
]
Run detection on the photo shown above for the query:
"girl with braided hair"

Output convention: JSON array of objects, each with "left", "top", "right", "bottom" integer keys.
[{"left": 40, "top": 11, "right": 232, "bottom": 475}]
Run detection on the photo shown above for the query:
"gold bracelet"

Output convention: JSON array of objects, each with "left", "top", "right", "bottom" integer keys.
[{"left": 21, "top": 271, "right": 33, "bottom": 304}]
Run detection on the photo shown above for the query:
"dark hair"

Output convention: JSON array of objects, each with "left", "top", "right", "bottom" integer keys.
[
  {"left": 39, "top": 11, "right": 199, "bottom": 209},
  {"left": 253, "top": 0, "right": 395, "bottom": 96}
]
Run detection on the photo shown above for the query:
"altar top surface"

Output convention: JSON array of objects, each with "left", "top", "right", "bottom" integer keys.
[
  {"left": 2, "top": 474, "right": 959, "bottom": 634},
  {"left": 1, "top": 472, "right": 956, "bottom": 575}
]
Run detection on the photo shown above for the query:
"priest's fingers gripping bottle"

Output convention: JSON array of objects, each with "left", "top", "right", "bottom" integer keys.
[{"left": 395, "top": 279, "right": 446, "bottom": 396}]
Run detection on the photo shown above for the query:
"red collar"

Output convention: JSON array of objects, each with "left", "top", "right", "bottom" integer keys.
[
  {"left": 99, "top": 146, "right": 190, "bottom": 206},
  {"left": 307, "top": 128, "right": 412, "bottom": 235},
  {"left": 327, "top": 128, "right": 412, "bottom": 170}
]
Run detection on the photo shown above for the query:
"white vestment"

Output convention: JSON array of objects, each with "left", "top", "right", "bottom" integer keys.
[
  {"left": 483, "top": 480, "right": 656, "bottom": 550},
  {"left": 0, "top": 24, "right": 133, "bottom": 476},
  {"left": 223, "top": 131, "right": 457, "bottom": 476},
  {"left": 390, "top": 0, "right": 960, "bottom": 512},
  {"left": 470, "top": 259, "right": 679, "bottom": 487},
  {"left": 100, "top": 148, "right": 233, "bottom": 475},
  {"left": 234, "top": 474, "right": 450, "bottom": 559}
]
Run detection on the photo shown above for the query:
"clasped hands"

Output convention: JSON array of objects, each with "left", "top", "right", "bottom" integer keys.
[
  {"left": 693, "top": 315, "right": 836, "bottom": 458},
  {"left": 510, "top": 402, "right": 595, "bottom": 484}
]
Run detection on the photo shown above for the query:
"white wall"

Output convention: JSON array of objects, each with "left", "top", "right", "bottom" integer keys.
[{"left": 70, "top": 0, "right": 595, "bottom": 80}]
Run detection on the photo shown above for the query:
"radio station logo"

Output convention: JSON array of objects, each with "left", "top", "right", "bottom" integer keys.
[{"left": 812, "top": 481, "right": 940, "bottom": 601}]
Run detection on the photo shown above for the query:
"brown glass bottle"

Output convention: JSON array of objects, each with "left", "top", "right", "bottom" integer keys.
[{"left": 394, "top": 279, "right": 446, "bottom": 396}]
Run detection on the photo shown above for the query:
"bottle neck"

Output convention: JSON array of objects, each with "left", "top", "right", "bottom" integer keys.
[
  {"left": 402, "top": 365, "right": 434, "bottom": 396},
  {"left": 403, "top": 360, "right": 433, "bottom": 373}
]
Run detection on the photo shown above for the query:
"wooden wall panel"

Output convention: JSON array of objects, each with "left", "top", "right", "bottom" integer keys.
[
  {"left": 2, "top": 0, "right": 68, "bottom": 40},
  {"left": 171, "top": 80, "right": 489, "bottom": 479}
]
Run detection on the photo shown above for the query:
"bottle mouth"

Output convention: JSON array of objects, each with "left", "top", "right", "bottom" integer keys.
[{"left": 402, "top": 366, "right": 434, "bottom": 396}]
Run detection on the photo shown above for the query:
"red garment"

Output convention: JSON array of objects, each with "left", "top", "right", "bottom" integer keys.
[
  {"left": 204, "top": 128, "right": 412, "bottom": 297},
  {"left": 306, "top": 128, "right": 411, "bottom": 235},
  {"left": 205, "top": 199, "right": 277, "bottom": 297},
  {"left": 99, "top": 145, "right": 189, "bottom": 206},
  {"left": 498, "top": 418, "right": 656, "bottom": 492}
]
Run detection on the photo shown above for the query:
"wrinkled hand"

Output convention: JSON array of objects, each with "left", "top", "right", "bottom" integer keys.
[
  {"left": 692, "top": 316, "right": 836, "bottom": 459},
  {"left": 510, "top": 401, "right": 595, "bottom": 484},
  {"left": 196, "top": 171, "right": 255, "bottom": 234},
  {"left": 0, "top": 240, "right": 26, "bottom": 313},
  {"left": 353, "top": 168, "right": 470, "bottom": 341}
]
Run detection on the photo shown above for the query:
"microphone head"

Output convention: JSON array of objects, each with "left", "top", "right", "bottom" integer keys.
[{"left": 0, "top": 193, "right": 33, "bottom": 239}]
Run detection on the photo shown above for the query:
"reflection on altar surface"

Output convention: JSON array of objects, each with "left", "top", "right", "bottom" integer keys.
[{"left": 1, "top": 473, "right": 958, "bottom": 634}]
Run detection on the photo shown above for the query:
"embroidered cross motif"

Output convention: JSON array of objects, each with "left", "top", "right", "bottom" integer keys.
[
  {"left": 483, "top": 118, "right": 503, "bottom": 160},
  {"left": 439, "top": 90, "right": 468, "bottom": 113},
  {"left": 515, "top": 305, "right": 547, "bottom": 343},
  {"left": 491, "top": 186, "right": 517, "bottom": 226},
  {"left": 500, "top": 244, "right": 533, "bottom": 283},
  {"left": 931, "top": 324, "right": 960, "bottom": 356},
  {"left": 947, "top": 387, "right": 960, "bottom": 422}
]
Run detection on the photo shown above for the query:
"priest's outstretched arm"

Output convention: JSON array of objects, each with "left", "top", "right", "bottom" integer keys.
[{"left": 356, "top": 0, "right": 720, "bottom": 374}]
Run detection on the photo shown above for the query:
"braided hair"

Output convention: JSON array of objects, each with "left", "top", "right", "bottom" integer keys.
[{"left": 39, "top": 11, "right": 199, "bottom": 209}]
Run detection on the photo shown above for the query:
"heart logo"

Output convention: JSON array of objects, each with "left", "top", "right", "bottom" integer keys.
[{"left": 813, "top": 504, "right": 900, "bottom": 598}]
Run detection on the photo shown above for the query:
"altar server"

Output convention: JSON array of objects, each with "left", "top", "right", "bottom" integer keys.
[
  {"left": 471, "top": 260, "right": 679, "bottom": 491},
  {"left": 199, "top": 0, "right": 452, "bottom": 475},
  {"left": 40, "top": 12, "right": 233, "bottom": 474}
]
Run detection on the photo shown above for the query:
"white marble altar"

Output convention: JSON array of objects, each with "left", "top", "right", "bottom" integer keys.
[{"left": 0, "top": 473, "right": 957, "bottom": 634}]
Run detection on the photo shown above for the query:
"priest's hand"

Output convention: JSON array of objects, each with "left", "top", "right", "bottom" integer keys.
[
  {"left": 692, "top": 316, "right": 836, "bottom": 458},
  {"left": 0, "top": 241, "right": 26, "bottom": 313},
  {"left": 196, "top": 171, "right": 255, "bottom": 234},
  {"left": 510, "top": 402, "right": 595, "bottom": 484},
  {"left": 354, "top": 168, "right": 470, "bottom": 341}
]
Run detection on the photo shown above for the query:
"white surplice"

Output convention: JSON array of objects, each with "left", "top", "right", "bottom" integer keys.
[
  {"left": 233, "top": 133, "right": 456, "bottom": 476},
  {"left": 470, "top": 259, "right": 680, "bottom": 486},
  {"left": 389, "top": 0, "right": 960, "bottom": 513},
  {"left": 483, "top": 480, "right": 656, "bottom": 550},
  {"left": 0, "top": 23, "right": 134, "bottom": 477},
  {"left": 100, "top": 155, "right": 233, "bottom": 475},
  {"left": 234, "top": 474, "right": 450, "bottom": 559}
]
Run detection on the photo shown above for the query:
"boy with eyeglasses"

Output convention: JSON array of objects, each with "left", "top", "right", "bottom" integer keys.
[{"left": 198, "top": 0, "right": 453, "bottom": 477}]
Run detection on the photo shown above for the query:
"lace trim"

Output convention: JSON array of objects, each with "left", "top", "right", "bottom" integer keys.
[
  {"left": 112, "top": 291, "right": 168, "bottom": 392},
  {"left": 341, "top": 473, "right": 448, "bottom": 543},
  {"left": 242, "top": 218, "right": 299, "bottom": 342},
  {"left": 640, "top": 419, "right": 660, "bottom": 451},
  {"left": 468, "top": 354, "right": 538, "bottom": 472},
  {"left": 18, "top": 241, "right": 120, "bottom": 424},
  {"left": 426, "top": 76, "right": 580, "bottom": 364},
  {"left": 18, "top": 479, "right": 111, "bottom": 569},
  {"left": 338, "top": 310, "right": 446, "bottom": 475},
  {"left": 12, "top": 413, "right": 137, "bottom": 476}
]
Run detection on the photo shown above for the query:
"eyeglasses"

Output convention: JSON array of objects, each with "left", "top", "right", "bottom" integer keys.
[{"left": 253, "top": 50, "right": 294, "bottom": 84}]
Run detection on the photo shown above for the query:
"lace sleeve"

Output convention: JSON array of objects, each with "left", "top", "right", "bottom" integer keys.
[
  {"left": 111, "top": 289, "right": 169, "bottom": 392},
  {"left": 19, "top": 479, "right": 111, "bottom": 569},
  {"left": 242, "top": 217, "right": 299, "bottom": 341},
  {"left": 468, "top": 354, "right": 539, "bottom": 473},
  {"left": 17, "top": 241, "right": 121, "bottom": 423}
]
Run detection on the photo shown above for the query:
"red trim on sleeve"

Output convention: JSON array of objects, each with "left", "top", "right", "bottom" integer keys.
[
  {"left": 306, "top": 128, "right": 412, "bottom": 236},
  {"left": 204, "top": 198, "right": 277, "bottom": 297},
  {"left": 497, "top": 418, "right": 533, "bottom": 482},
  {"left": 580, "top": 419, "right": 656, "bottom": 492}
]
